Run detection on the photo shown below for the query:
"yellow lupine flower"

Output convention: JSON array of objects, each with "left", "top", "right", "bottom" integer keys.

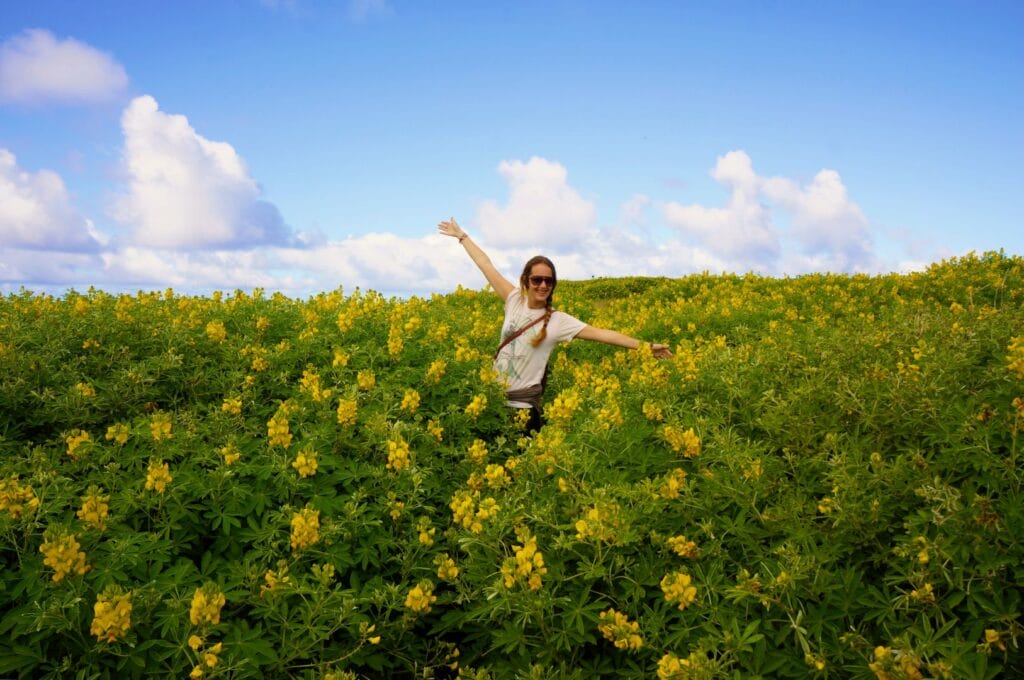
[
  {"left": 267, "top": 414, "right": 292, "bottom": 448},
  {"left": 145, "top": 460, "right": 172, "bottom": 494},
  {"left": 435, "top": 554, "right": 460, "bottom": 582},
  {"left": 400, "top": 389, "right": 421, "bottom": 413},
  {"left": 659, "top": 468, "right": 688, "bottom": 499},
  {"left": 105, "top": 423, "right": 129, "bottom": 446},
  {"left": 666, "top": 535, "right": 699, "bottom": 559},
  {"left": 427, "top": 418, "right": 444, "bottom": 442},
  {"left": 404, "top": 580, "right": 437, "bottom": 614},
  {"left": 90, "top": 586, "right": 132, "bottom": 643},
  {"left": 66, "top": 429, "right": 91, "bottom": 458},
  {"left": 598, "top": 608, "right": 643, "bottom": 652},
  {"left": 205, "top": 320, "right": 227, "bottom": 343},
  {"left": 77, "top": 487, "right": 110, "bottom": 531},
  {"left": 662, "top": 425, "right": 700, "bottom": 457},
  {"left": 661, "top": 571, "right": 698, "bottom": 610},
  {"left": 189, "top": 584, "right": 227, "bottom": 626},
  {"left": 188, "top": 634, "right": 204, "bottom": 651},
  {"left": 0, "top": 476, "right": 39, "bottom": 519},
  {"left": 39, "top": 531, "right": 90, "bottom": 581},
  {"left": 546, "top": 388, "right": 582, "bottom": 423},
  {"left": 290, "top": 507, "right": 321, "bottom": 551},
  {"left": 74, "top": 382, "right": 96, "bottom": 398},
  {"left": 467, "top": 439, "right": 488, "bottom": 464},
  {"left": 260, "top": 562, "right": 291, "bottom": 596},
  {"left": 221, "top": 397, "right": 242, "bottom": 415},
  {"left": 291, "top": 446, "right": 318, "bottom": 478},
  {"left": 220, "top": 443, "right": 241, "bottom": 465},
  {"left": 464, "top": 393, "right": 487, "bottom": 419},
  {"left": 357, "top": 369, "right": 376, "bottom": 391},
  {"left": 150, "top": 412, "right": 173, "bottom": 442},
  {"left": 336, "top": 398, "right": 358, "bottom": 427},
  {"left": 387, "top": 435, "right": 411, "bottom": 472}
]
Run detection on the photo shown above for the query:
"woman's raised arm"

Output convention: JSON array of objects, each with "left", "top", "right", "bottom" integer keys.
[
  {"left": 438, "top": 218, "right": 515, "bottom": 300},
  {"left": 575, "top": 325, "right": 673, "bottom": 359}
]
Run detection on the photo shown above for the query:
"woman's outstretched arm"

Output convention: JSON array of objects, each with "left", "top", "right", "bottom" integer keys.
[
  {"left": 575, "top": 325, "right": 673, "bottom": 358},
  {"left": 438, "top": 217, "right": 515, "bottom": 300}
]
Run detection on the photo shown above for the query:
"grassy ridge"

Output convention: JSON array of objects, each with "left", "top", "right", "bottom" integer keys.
[{"left": 0, "top": 252, "right": 1022, "bottom": 678}]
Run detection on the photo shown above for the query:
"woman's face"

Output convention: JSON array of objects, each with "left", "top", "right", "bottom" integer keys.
[{"left": 526, "top": 263, "right": 554, "bottom": 309}]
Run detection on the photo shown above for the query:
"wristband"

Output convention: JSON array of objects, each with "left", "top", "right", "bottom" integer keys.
[{"left": 458, "top": 235, "right": 467, "bottom": 243}]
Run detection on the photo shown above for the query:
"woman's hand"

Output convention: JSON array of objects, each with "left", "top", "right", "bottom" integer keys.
[
  {"left": 438, "top": 217, "right": 466, "bottom": 240},
  {"left": 651, "top": 343, "right": 673, "bottom": 359}
]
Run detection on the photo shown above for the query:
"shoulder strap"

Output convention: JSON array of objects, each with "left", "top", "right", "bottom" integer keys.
[{"left": 494, "top": 311, "right": 552, "bottom": 359}]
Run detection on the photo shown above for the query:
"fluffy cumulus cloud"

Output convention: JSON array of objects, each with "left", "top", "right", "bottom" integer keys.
[
  {"left": 476, "top": 157, "right": 597, "bottom": 250},
  {"left": 0, "top": 29, "right": 128, "bottom": 104},
  {"left": 112, "top": 96, "right": 291, "bottom": 250},
  {"left": 0, "top": 148, "right": 104, "bottom": 252},
  {"left": 663, "top": 150, "right": 876, "bottom": 273}
]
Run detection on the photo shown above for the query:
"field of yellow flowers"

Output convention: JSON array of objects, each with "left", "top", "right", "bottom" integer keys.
[{"left": 1, "top": 251, "right": 1022, "bottom": 678}]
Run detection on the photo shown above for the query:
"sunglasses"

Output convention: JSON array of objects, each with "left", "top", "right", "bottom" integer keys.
[{"left": 528, "top": 275, "right": 555, "bottom": 287}]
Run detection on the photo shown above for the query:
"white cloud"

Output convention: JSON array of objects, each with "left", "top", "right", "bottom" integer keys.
[
  {"left": 619, "top": 193, "right": 651, "bottom": 226},
  {"left": 112, "top": 95, "right": 292, "bottom": 250},
  {"left": 762, "top": 169, "right": 873, "bottom": 269},
  {"left": 0, "top": 148, "right": 104, "bottom": 251},
  {"left": 0, "top": 29, "right": 127, "bottom": 104},
  {"left": 663, "top": 150, "right": 879, "bottom": 273},
  {"left": 476, "top": 157, "right": 597, "bottom": 250},
  {"left": 663, "top": 151, "right": 780, "bottom": 267}
]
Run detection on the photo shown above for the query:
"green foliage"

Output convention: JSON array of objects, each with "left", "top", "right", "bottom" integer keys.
[{"left": 1, "top": 252, "right": 1022, "bottom": 678}]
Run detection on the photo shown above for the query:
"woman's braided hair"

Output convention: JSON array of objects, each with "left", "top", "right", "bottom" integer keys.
[{"left": 519, "top": 255, "right": 556, "bottom": 347}]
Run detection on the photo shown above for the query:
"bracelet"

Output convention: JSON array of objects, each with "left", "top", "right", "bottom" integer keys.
[{"left": 458, "top": 235, "right": 467, "bottom": 243}]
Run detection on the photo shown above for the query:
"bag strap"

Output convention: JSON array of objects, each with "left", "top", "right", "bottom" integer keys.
[{"left": 494, "top": 311, "right": 551, "bottom": 359}]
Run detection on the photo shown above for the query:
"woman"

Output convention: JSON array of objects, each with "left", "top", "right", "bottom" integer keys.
[{"left": 438, "top": 218, "right": 672, "bottom": 431}]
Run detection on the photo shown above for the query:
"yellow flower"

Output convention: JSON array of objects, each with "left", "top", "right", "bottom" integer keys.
[
  {"left": 423, "top": 359, "right": 449, "bottom": 386},
  {"left": 0, "top": 475, "right": 39, "bottom": 519},
  {"left": 105, "top": 423, "right": 130, "bottom": 446},
  {"left": 39, "top": 531, "right": 90, "bottom": 581},
  {"left": 204, "top": 652, "right": 219, "bottom": 668},
  {"left": 400, "top": 389, "right": 421, "bottom": 413},
  {"left": 659, "top": 468, "right": 688, "bottom": 499},
  {"left": 290, "top": 507, "right": 321, "bottom": 551},
  {"left": 598, "top": 608, "right": 643, "bottom": 652},
  {"left": 467, "top": 439, "right": 488, "bottom": 464},
  {"left": 189, "top": 666, "right": 204, "bottom": 679},
  {"left": 145, "top": 460, "right": 173, "bottom": 494},
  {"left": 660, "top": 571, "right": 698, "bottom": 610},
  {"left": 387, "top": 435, "right": 411, "bottom": 472},
  {"left": 221, "top": 397, "right": 242, "bottom": 415},
  {"left": 464, "top": 393, "right": 487, "bottom": 419},
  {"left": 666, "top": 535, "right": 699, "bottom": 559},
  {"left": 220, "top": 443, "right": 241, "bottom": 465},
  {"left": 404, "top": 581, "right": 437, "bottom": 614},
  {"left": 332, "top": 347, "right": 350, "bottom": 367},
  {"left": 546, "top": 389, "right": 581, "bottom": 423},
  {"left": 291, "top": 446, "right": 318, "bottom": 478},
  {"left": 426, "top": 418, "right": 444, "bottom": 442},
  {"left": 65, "top": 429, "right": 91, "bottom": 458},
  {"left": 150, "top": 412, "right": 173, "bottom": 442},
  {"left": 435, "top": 554, "right": 460, "bottom": 582},
  {"left": 189, "top": 584, "right": 227, "bottom": 627},
  {"left": 662, "top": 425, "right": 700, "bottom": 457},
  {"left": 357, "top": 369, "right": 376, "bottom": 391},
  {"left": 501, "top": 527, "right": 547, "bottom": 591},
  {"left": 77, "top": 487, "right": 110, "bottom": 531},
  {"left": 90, "top": 586, "right": 132, "bottom": 643},
  {"left": 260, "top": 563, "right": 292, "bottom": 596},
  {"left": 642, "top": 400, "right": 664, "bottom": 422},
  {"left": 74, "top": 382, "right": 96, "bottom": 398},
  {"left": 417, "top": 517, "right": 436, "bottom": 546},
  {"left": 336, "top": 398, "right": 358, "bottom": 427},
  {"left": 205, "top": 320, "right": 227, "bottom": 343},
  {"left": 188, "top": 634, "right": 204, "bottom": 651},
  {"left": 984, "top": 628, "right": 1007, "bottom": 652},
  {"left": 267, "top": 413, "right": 292, "bottom": 448}
]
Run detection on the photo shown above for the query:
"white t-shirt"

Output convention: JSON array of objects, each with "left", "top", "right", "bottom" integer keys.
[{"left": 494, "top": 290, "right": 586, "bottom": 407}]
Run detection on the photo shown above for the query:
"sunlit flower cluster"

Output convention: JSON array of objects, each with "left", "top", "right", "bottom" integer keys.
[
  {"left": 427, "top": 418, "right": 444, "bottom": 442},
  {"left": 661, "top": 571, "right": 698, "bottom": 610},
  {"left": 450, "top": 490, "right": 500, "bottom": 534},
  {"left": 357, "top": 369, "right": 376, "bottom": 391},
  {"left": 260, "top": 562, "right": 291, "bottom": 596},
  {"left": 467, "top": 438, "right": 488, "bottom": 464},
  {"left": 105, "top": 422, "right": 130, "bottom": 446},
  {"left": 336, "top": 397, "right": 358, "bottom": 427},
  {"left": 425, "top": 358, "right": 447, "bottom": 384},
  {"left": 435, "top": 554, "right": 460, "bottom": 582},
  {"left": 145, "top": 460, "right": 173, "bottom": 494},
  {"left": 77, "top": 487, "right": 110, "bottom": 530},
  {"left": 290, "top": 507, "right": 321, "bottom": 551},
  {"left": 39, "top": 531, "right": 90, "bottom": 581},
  {"left": 868, "top": 645, "right": 924, "bottom": 680},
  {"left": 74, "top": 382, "right": 96, "bottom": 398},
  {"left": 667, "top": 535, "right": 699, "bottom": 559},
  {"left": 657, "top": 651, "right": 708, "bottom": 679},
  {"left": 1008, "top": 336, "right": 1024, "bottom": 379},
  {"left": 292, "top": 446, "right": 318, "bottom": 477},
  {"left": 417, "top": 516, "right": 436, "bottom": 545},
  {"left": 190, "top": 583, "right": 227, "bottom": 627},
  {"left": 501, "top": 526, "right": 547, "bottom": 591},
  {"left": 0, "top": 475, "right": 39, "bottom": 519},
  {"left": 300, "top": 367, "right": 332, "bottom": 402},
  {"left": 387, "top": 435, "right": 411, "bottom": 472},
  {"left": 220, "top": 443, "right": 241, "bottom": 465},
  {"left": 660, "top": 468, "right": 688, "bottom": 499},
  {"left": 662, "top": 425, "right": 701, "bottom": 458},
  {"left": 574, "top": 501, "right": 622, "bottom": 543},
  {"left": 205, "top": 320, "right": 227, "bottom": 343},
  {"left": 221, "top": 396, "right": 242, "bottom": 415},
  {"left": 400, "top": 388, "right": 421, "bottom": 413},
  {"left": 404, "top": 580, "right": 437, "bottom": 614},
  {"left": 267, "top": 413, "right": 292, "bottom": 449},
  {"left": 150, "top": 412, "right": 173, "bottom": 442},
  {"left": 546, "top": 388, "right": 582, "bottom": 423},
  {"left": 90, "top": 586, "right": 132, "bottom": 643},
  {"left": 598, "top": 608, "right": 643, "bottom": 652},
  {"left": 66, "top": 429, "right": 91, "bottom": 458},
  {"left": 464, "top": 393, "right": 487, "bottom": 419}
]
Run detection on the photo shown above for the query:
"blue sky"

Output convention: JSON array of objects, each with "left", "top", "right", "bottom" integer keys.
[{"left": 1, "top": 1, "right": 1021, "bottom": 297}]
